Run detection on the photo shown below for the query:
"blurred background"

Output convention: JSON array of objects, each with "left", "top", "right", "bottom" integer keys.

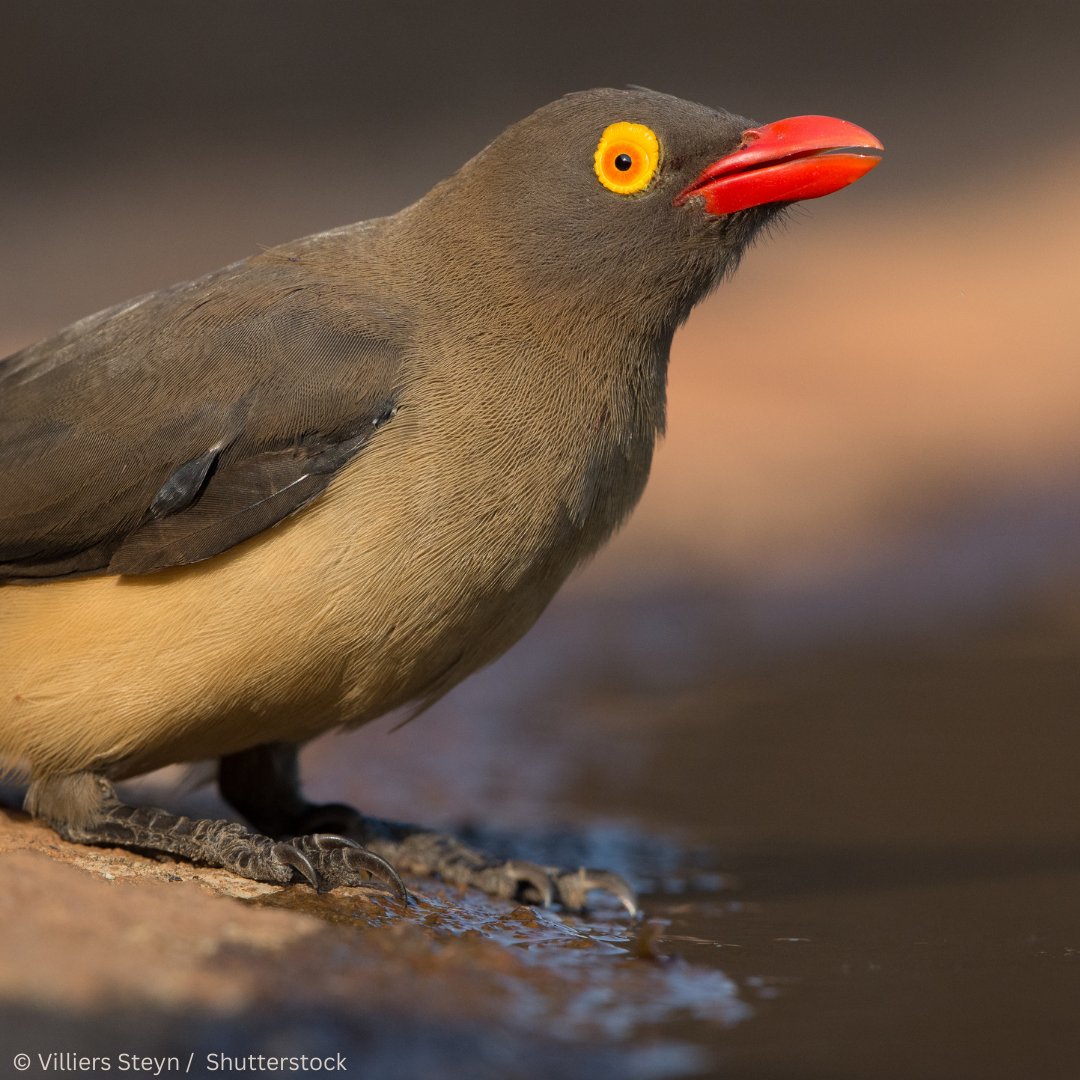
[
  {"left": 3, "top": 3, "right": 1080, "bottom": 1077},
  {"left": 3, "top": 1, "right": 1079, "bottom": 630}
]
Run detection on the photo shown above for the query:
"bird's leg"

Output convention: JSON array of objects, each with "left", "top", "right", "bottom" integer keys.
[
  {"left": 219, "top": 742, "right": 638, "bottom": 915},
  {"left": 25, "top": 772, "right": 406, "bottom": 901}
]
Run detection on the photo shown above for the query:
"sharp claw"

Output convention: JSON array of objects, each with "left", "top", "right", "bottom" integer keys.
[
  {"left": 272, "top": 841, "right": 320, "bottom": 890},
  {"left": 340, "top": 844, "right": 410, "bottom": 905},
  {"left": 555, "top": 868, "right": 639, "bottom": 916},
  {"left": 279, "top": 834, "right": 409, "bottom": 904},
  {"left": 507, "top": 861, "right": 555, "bottom": 908},
  {"left": 308, "top": 833, "right": 362, "bottom": 851},
  {"left": 579, "top": 868, "right": 639, "bottom": 917}
]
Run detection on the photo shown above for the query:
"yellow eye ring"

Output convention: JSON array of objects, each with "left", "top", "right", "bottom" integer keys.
[{"left": 594, "top": 122, "right": 660, "bottom": 195}]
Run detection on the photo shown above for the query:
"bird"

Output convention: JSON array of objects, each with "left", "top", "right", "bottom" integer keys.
[{"left": 0, "top": 88, "right": 881, "bottom": 912}]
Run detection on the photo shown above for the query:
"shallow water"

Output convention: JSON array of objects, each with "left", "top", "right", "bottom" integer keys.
[{"left": 287, "top": 572, "right": 1080, "bottom": 1079}]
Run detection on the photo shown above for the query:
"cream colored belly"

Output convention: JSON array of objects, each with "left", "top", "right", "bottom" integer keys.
[{"left": 0, "top": 433, "right": 584, "bottom": 782}]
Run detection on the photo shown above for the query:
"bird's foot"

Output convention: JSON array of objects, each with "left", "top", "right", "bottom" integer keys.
[
  {"left": 266, "top": 832, "right": 407, "bottom": 902},
  {"left": 290, "top": 802, "right": 638, "bottom": 915},
  {"left": 48, "top": 783, "right": 407, "bottom": 902},
  {"left": 217, "top": 744, "right": 638, "bottom": 914}
]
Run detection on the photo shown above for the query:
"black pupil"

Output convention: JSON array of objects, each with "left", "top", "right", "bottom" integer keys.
[{"left": 614, "top": 153, "right": 633, "bottom": 171}]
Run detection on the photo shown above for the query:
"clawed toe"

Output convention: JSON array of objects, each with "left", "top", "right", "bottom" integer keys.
[
  {"left": 275, "top": 833, "right": 409, "bottom": 903},
  {"left": 471, "top": 858, "right": 637, "bottom": 915},
  {"left": 552, "top": 867, "right": 639, "bottom": 916},
  {"left": 271, "top": 840, "right": 320, "bottom": 890},
  {"left": 504, "top": 861, "right": 556, "bottom": 908}
]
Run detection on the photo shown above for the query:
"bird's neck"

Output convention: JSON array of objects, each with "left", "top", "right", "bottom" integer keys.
[{"left": 385, "top": 197, "right": 678, "bottom": 553}]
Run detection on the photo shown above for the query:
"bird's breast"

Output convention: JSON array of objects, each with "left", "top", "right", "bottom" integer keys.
[{"left": 304, "top": 347, "right": 663, "bottom": 722}]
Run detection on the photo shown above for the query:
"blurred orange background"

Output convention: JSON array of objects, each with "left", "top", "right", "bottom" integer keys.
[{"left": 3, "top": 2, "right": 1078, "bottom": 637}]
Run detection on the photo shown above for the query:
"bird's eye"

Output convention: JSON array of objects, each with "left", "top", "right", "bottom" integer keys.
[{"left": 594, "top": 122, "right": 660, "bottom": 195}]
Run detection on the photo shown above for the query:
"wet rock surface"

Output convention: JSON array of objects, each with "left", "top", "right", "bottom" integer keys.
[{"left": 0, "top": 809, "right": 728, "bottom": 1079}]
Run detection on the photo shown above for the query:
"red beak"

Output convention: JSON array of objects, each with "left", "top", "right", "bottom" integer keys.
[{"left": 675, "top": 115, "right": 883, "bottom": 216}]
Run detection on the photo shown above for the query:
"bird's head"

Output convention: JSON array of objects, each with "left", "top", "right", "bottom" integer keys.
[{"left": 411, "top": 88, "right": 882, "bottom": 336}]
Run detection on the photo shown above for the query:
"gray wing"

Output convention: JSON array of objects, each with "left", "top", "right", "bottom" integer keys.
[{"left": 0, "top": 253, "right": 405, "bottom": 581}]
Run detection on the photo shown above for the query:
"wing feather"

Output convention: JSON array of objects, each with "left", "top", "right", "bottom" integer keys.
[{"left": 0, "top": 244, "right": 406, "bottom": 581}]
